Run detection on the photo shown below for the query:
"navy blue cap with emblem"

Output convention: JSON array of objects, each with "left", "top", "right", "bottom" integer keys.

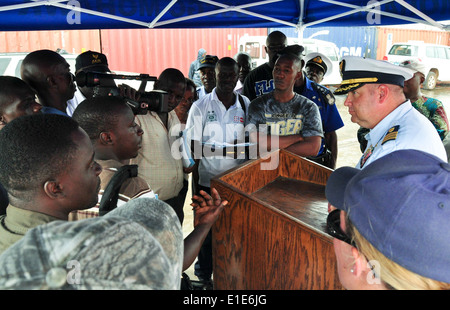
[
  {"left": 325, "top": 149, "right": 450, "bottom": 284},
  {"left": 198, "top": 55, "right": 219, "bottom": 70},
  {"left": 334, "top": 56, "right": 413, "bottom": 95}
]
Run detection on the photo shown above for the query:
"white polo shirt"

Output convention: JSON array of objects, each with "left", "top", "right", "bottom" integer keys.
[{"left": 186, "top": 88, "right": 250, "bottom": 187}]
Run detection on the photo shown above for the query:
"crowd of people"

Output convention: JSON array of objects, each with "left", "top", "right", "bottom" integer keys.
[{"left": 0, "top": 29, "right": 448, "bottom": 290}]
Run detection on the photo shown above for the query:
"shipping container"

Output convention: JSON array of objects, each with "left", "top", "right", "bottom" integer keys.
[
  {"left": 1, "top": 26, "right": 447, "bottom": 77},
  {"left": 100, "top": 28, "right": 268, "bottom": 77},
  {"left": 271, "top": 25, "right": 449, "bottom": 60},
  {"left": 0, "top": 29, "right": 101, "bottom": 54},
  {"left": 0, "top": 28, "right": 267, "bottom": 77},
  {"left": 272, "top": 26, "right": 379, "bottom": 59}
]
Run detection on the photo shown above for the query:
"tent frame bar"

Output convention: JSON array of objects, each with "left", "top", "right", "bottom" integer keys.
[
  {"left": 310, "top": 0, "right": 446, "bottom": 30},
  {"left": 0, "top": 0, "right": 446, "bottom": 31}
]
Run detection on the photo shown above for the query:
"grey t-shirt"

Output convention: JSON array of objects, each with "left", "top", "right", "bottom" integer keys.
[{"left": 247, "top": 92, "right": 323, "bottom": 138}]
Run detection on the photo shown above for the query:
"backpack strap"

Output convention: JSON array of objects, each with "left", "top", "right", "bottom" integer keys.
[
  {"left": 98, "top": 164, "right": 139, "bottom": 216},
  {"left": 238, "top": 93, "right": 246, "bottom": 114}
]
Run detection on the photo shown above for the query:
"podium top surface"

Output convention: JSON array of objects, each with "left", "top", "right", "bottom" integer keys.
[{"left": 252, "top": 176, "right": 330, "bottom": 236}]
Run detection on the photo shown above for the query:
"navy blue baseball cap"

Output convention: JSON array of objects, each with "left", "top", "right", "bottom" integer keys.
[
  {"left": 198, "top": 55, "right": 218, "bottom": 70},
  {"left": 325, "top": 150, "right": 450, "bottom": 283}
]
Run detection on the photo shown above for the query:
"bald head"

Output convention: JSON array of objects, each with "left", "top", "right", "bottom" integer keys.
[
  {"left": 20, "top": 50, "right": 75, "bottom": 110},
  {"left": 21, "top": 50, "right": 67, "bottom": 91},
  {"left": 265, "top": 31, "right": 288, "bottom": 67},
  {"left": 266, "top": 31, "right": 287, "bottom": 45}
]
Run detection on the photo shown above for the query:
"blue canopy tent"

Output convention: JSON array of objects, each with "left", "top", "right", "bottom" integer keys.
[{"left": 0, "top": 0, "right": 448, "bottom": 31}]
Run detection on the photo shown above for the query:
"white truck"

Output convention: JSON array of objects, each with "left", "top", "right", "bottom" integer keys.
[{"left": 238, "top": 34, "right": 342, "bottom": 85}]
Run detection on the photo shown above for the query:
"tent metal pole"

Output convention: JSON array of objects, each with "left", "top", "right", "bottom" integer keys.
[
  {"left": 149, "top": 0, "right": 178, "bottom": 28},
  {"left": 155, "top": 0, "right": 296, "bottom": 28},
  {"left": 307, "top": 0, "right": 434, "bottom": 28},
  {"left": 395, "top": 0, "right": 444, "bottom": 30},
  {"left": 297, "top": 0, "right": 305, "bottom": 41},
  {"left": 0, "top": 0, "right": 66, "bottom": 12},
  {"left": 199, "top": 0, "right": 296, "bottom": 27},
  {"left": 30, "top": 0, "right": 150, "bottom": 28}
]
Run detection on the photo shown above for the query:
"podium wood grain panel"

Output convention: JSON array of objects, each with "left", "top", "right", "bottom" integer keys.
[{"left": 211, "top": 150, "right": 342, "bottom": 290}]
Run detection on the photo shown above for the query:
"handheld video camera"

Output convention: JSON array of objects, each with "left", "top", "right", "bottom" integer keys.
[{"left": 75, "top": 71, "right": 168, "bottom": 115}]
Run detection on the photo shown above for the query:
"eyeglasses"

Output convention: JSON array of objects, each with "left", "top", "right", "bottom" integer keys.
[
  {"left": 267, "top": 43, "right": 287, "bottom": 51},
  {"left": 326, "top": 209, "right": 355, "bottom": 246}
]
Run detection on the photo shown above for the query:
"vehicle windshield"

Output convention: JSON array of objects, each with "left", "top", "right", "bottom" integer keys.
[
  {"left": 0, "top": 57, "right": 11, "bottom": 75},
  {"left": 303, "top": 45, "right": 339, "bottom": 61},
  {"left": 389, "top": 44, "right": 418, "bottom": 56}
]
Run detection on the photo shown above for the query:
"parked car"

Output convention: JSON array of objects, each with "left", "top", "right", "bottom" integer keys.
[
  {"left": 238, "top": 35, "right": 341, "bottom": 85},
  {"left": 0, "top": 50, "right": 78, "bottom": 77},
  {"left": 0, "top": 50, "right": 146, "bottom": 90},
  {"left": 383, "top": 41, "right": 450, "bottom": 89}
]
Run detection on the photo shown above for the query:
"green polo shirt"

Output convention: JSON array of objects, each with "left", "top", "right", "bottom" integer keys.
[{"left": 0, "top": 205, "right": 59, "bottom": 255}]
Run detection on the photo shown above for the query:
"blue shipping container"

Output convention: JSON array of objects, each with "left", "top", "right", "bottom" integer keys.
[{"left": 270, "top": 26, "right": 378, "bottom": 59}]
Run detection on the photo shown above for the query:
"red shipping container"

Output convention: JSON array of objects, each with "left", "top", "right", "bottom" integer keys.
[
  {"left": 0, "top": 29, "right": 101, "bottom": 54},
  {"left": 100, "top": 28, "right": 268, "bottom": 77}
]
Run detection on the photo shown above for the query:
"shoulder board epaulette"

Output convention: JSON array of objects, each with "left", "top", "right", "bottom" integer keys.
[
  {"left": 381, "top": 125, "right": 400, "bottom": 145},
  {"left": 312, "top": 82, "right": 335, "bottom": 105}
]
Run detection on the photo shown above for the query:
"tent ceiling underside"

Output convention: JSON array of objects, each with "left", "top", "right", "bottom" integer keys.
[{"left": 0, "top": 0, "right": 448, "bottom": 31}]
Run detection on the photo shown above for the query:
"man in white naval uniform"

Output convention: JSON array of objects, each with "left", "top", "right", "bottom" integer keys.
[{"left": 334, "top": 56, "right": 447, "bottom": 169}]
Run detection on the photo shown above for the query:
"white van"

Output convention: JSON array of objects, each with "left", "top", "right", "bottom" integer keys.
[
  {"left": 383, "top": 41, "right": 450, "bottom": 89},
  {"left": 0, "top": 51, "right": 78, "bottom": 77},
  {"left": 237, "top": 35, "right": 341, "bottom": 85},
  {"left": 0, "top": 51, "right": 147, "bottom": 90}
]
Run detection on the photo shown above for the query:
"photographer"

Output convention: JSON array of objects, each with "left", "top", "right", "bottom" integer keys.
[
  {"left": 67, "top": 51, "right": 140, "bottom": 116},
  {"left": 130, "top": 68, "right": 189, "bottom": 224}
]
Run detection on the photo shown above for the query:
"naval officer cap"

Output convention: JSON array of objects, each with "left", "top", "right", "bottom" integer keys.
[
  {"left": 305, "top": 52, "right": 331, "bottom": 75},
  {"left": 334, "top": 56, "right": 413, "bottom": 95}
]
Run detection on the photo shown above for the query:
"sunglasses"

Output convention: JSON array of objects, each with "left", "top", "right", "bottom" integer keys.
[{"left": 326, "top": 209, "right": 356, "bottom": 246}]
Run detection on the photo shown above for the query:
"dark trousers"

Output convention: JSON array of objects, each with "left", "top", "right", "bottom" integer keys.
[
  {"left": 194, "top": 185, "right": 213, "bottom": 280},
  {"left": 164, "top": 179, "right": 189, "bottom": 225}
]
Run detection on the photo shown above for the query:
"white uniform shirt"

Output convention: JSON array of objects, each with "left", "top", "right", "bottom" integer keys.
[
  {"left": 358, "top": 100, "right": 447, "bottom": 169},
  {"left": 66, "top": 88, "right": 86, "bottom": 116},
  {"left": 186, "top": 88, "right": 250, "bottom": 187}
]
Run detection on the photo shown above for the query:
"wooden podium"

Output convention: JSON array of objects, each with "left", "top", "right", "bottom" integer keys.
[{"left": 210, "top": 149, "right": 342, "bottom": 290}]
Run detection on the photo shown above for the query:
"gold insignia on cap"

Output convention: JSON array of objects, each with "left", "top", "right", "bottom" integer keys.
[
  {"left": 339, "top": 60, "right": 345, "bottom": 78},
  {"left": 312, "top": 56, "right": 323, "bottom": 64},
  {"left": 91, "top": 54, "right": 102, "bottom": 65},
  {"left": 341, "top": 77, "right": 378, "bottom": 84},
  {"left": 335, "top": 83, "right": 361, "bottom": 93}
]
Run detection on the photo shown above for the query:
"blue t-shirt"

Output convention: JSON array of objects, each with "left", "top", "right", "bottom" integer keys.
[{"left": 295, "top": 78, "right": 344, "bottom": 155}]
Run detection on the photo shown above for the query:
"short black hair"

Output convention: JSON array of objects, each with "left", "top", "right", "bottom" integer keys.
[
  {"left": 276, "top": 53, "right": 303, "bottom": 70},
  {"left": 72, "top": 96, "right": 130, "bottom": 141},
  {"left": 185, "top": 78, "right": 198, "bottom": 101},
  {"left": 217, "top": 57, "right": 238, "bottom": 70},
  {"left": 0, "top": 114, "right": 79, "bottom": 196},
  {"left": 0, "top": 76, "right": 34, "bottom": 113},
  {"left": 154, "top": 68, "right": 185, "bottom": 91}
]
